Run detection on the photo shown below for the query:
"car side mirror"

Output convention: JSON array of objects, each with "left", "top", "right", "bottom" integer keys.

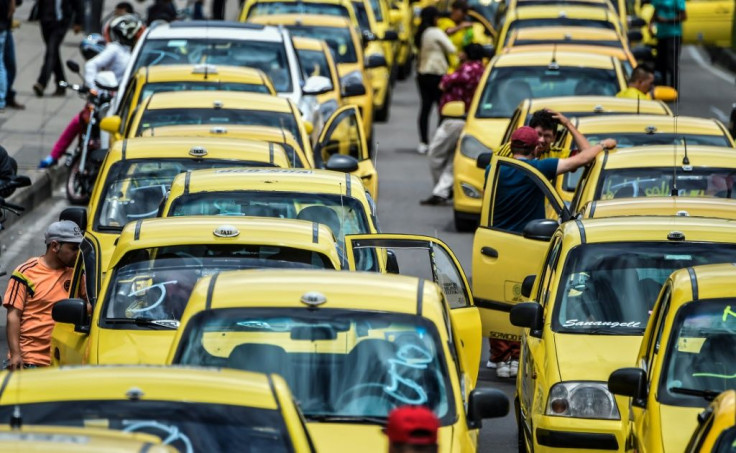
[
  {"left": 325, "top": 154, "right": 360, "bottom": 173},
  {"left": 94, "top": 71, "right": 119, "bottom": 92},
  {"left": 441, "top": 100, "right": 466, "bottom": 119},
  {"left": 341, "top": 81, "right": 367, "bottom": 97},
  {"left": 383, "top": 30, "right": 399, "bottom": 41},
  {"left": 628, "top": 15, "right": 646, "bottom": 28},
  {"left": 60, "top": 207, "right": 88, "bottom": 231},
  {"left": 100, "top": 115, "right": 122, "bottom": 134},
  {"left": 510, "top": 302, "right": 543, "bottom": 337},
  {"left": 627, "top": 30, "right": 643, "bottom": 42},
  {"left": 386, "top": 249, "right": 400, "bottom": 274},
  {"left": 303, "top": 75, "right": 333, "bottom": 96},
  {"left": 66, "top": 60, "right": 81, "bottom": 74},
  {"left": 476, "top": 152, "right": 492, "bottom": 169},
  {"left": 653, "top": 85, "right": 678, "bottom": 102},
  {"left": 362, "top": 30, "right": 376, "bottom": 47},
  {"left": 52, "top": 298, "right": 89, "bottom": 333},
  {"left": 522, "top": 219, "right": 558, "bottom": 241},
  {"left": 467, "top": 388, "right": 509, "bottom": 429},
  {"left": 608, "top": 368, "right": 647, "bottom": 407},
  {"left": 365, "top": 54, "right": 388, "bottom": 69},
  {"left": 521, "top": 274, "right": 535, "bottom": 298}
]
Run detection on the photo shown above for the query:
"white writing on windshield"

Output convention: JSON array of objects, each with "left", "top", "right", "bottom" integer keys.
[{"left": 563, "top": 319, "right": 642, "bottom": 328}]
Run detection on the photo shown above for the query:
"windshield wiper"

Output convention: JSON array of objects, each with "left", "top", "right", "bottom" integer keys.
[
  {"left": 305, "top": 414, "right": 387, "bottom": 425},
  {"left": 104, "top": 318, "right": 179, "bottom": 329},
  {"left": 669, "top": 387, "right": 721, "bottom": 401}
]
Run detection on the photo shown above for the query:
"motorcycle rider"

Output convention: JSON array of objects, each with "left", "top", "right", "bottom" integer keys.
[{"left": 38, "top": 15, "right": 144, "bottom": 168}]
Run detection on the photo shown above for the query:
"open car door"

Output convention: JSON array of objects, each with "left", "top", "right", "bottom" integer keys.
[
  {"left": 472, "top": 155, "right": 569, "bottom": 342},
  {"left": 344, "top": 233, "right": 482, "bottom": 384},
  {"left": 682, "top": 0, "right": 734, "bottom": 47},
  {"left": 316, "top": 105, "right": 378, "bottom": 199}
]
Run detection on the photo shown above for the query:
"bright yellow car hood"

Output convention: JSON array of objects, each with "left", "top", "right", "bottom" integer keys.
[
  {"left": 96, "top": 329, "right": 177, "bottom": 365},
  {"left": 659, "top": 404, "right": 702, "bottom": 453},
  {"left": 464, "top": 118, "right": 509, "bottom": 150},
  {"left": 307, "top": 423, "right": 453, "bottom": 453},
  {"left": 554, "top": 333, "right": 643, "bottom": 381},
  {"left": 96, "top": 232, "right": 118, "bottom": 272}
]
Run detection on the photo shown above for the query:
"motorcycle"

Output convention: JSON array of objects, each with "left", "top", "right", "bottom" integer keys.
[
  {"left": 0, "top": 151, "right": 32, "bottom": 276},
  {"left": 60, "top": 60, "right": 118, "bottom": 205}
]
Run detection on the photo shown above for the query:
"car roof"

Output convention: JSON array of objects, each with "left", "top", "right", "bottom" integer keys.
[
  {"left": 136, "top": 64, "right": 272, "bottom": 85},
  {"left": 109, "top": 217, "right": 338, "bottom": 270},
  {"left": 564, "top": 216, "right": 736, "bottom": 244},
  {"left": 143, "top": 90, "right": 293, "bottom": 112},
  {"left": 146, "top": 20, "right": 284, "bottom": 41},
  {"left": 503, "top": 44, "right": 628, "bottom": 60},
  {"left": 492, "top": 50, "right": 616, "bottom": 68},
  {"left": 249, "top": 13, "right": 353, "bottom": 27},
  {"left": 669, "top": 263, "right": 736, "bottom": 303},
  {"left": 523, "top": 96, "right": 671, "bottom": 115},
  {"left": 512, "top": 4, "right": 614, "bottom": 20},
  {"left": 292, "top": 35, "right": 325, "bottom": 50},
  {"left": 584, "top": 197, "right": 736, "bottom": 220},
  {"left": 600, "top": 145, "right": 736, "bottom": 169},
  {"left": 0, "top": 366, "right": 279, "bottom": 408},
  {"left": 577, "top": 115, "right": 726, "bottom": 135}
]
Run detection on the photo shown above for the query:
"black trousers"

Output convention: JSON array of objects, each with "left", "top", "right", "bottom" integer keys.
[
  {"left": 37, "top": 20, "right": 67, "bottom": 88},
  {"left": 211, "top": 0, "right": 226, "bottom": 20},
  {"left": 416, "top": 73, "right": 443, "bottom": 144},
  {"left": 656, "top": 35, "right": 681, "bottom": 91}
]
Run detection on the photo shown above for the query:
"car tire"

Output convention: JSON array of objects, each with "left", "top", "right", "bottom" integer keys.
[
  {"left": 374, "top": 86, "right": 391, "bottom": 122},
  {"left": 453, "top": 210, "right": 478, "bottom": 232}
]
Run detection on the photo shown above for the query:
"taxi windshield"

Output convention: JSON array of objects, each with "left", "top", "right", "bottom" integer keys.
[
  {"left": 367, "top": 0, "right": 383, "bottom": 21},
  {"left": 289, "top": 26, "right": 358, "bottom": 64},
  {"left": 579, "top": 133, "right": 730, "bottom": 149},
  {"left": 102, "top": 245, "right": 334, "bottom": 329},
  {"left": 660, "top": 299, "right": 736, "bottom": 406},
  {"left": 140, "top": 81, "right": 272, "bottom": 100},
  {"left": 94, "top": 159, "right": 276, "bottom": 232},
  {"left": 597, "top": 167, "right": 736, "bottom": 199},
  {"left": 174, "top": 308, "right": 454, "bottom": 423},
  {"left": 553, "top": 243, "right": 736, "bottom": 335},
  {"left": 476, "top": 66, "right": 619, "bottom": 118},
  {"left": 0, "top": 400, "right": 294, "bottom": 452},
  {"left": 133, "top": 39, "right": 293, "bottom": 92},
  {"left": 352, "top": 2, "right": 371, "bottom": 30},
  {"left": 297, "top": 48, "right": 335, "bottom": 87},
  {"left": 136, "top": 108, "right": 303, "bottom": 149},
  {"left": 249, "top": 2, "right": 351, "bottom": 18}
]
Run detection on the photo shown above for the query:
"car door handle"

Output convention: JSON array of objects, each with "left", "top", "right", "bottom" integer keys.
[{"left": 481, "top": 246, "right": 498, "bottom": 258}]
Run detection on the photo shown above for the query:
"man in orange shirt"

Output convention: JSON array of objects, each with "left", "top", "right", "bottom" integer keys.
[{"left": 3, "top": 220, "right": 82, "bottom": 369}]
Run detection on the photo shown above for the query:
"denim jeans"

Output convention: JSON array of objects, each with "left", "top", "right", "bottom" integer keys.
[
  {"left": 0, "top": 30, "right": 7, "bottom": 108},
  {"left": 4, "top": 30, "right": 15, "bottom": 104}
]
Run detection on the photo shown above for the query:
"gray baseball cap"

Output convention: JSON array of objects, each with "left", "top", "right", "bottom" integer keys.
[{"left": 45, "top": 221, "right": 83, "bottom": 245}]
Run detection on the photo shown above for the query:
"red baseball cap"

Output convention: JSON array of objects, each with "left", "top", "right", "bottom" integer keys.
[
  {"left": 384, "top": 406, "right": 439, "bottom": 445},
  {"left": 511, "top": 126, "right": 539, "bottom": 148}
]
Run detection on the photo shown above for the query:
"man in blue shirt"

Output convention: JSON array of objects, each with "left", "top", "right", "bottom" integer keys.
[{"left": 652, "top": 0, "right": 686, "bottom": 90}]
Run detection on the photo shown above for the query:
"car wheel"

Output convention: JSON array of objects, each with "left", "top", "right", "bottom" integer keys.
[
  {"left": 374, "top": 87, "right": 391, "bottom": 122},
  {"left": 453, "top": 210, "right": 478, "bottom": 232}
]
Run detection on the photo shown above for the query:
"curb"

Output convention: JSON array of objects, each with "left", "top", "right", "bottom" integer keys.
[
  {"left": 703, "top": 46, "right": 736, "bottom": 76},
  {"left": 1, "top": 166, "right": 66, "bottom": 232}
]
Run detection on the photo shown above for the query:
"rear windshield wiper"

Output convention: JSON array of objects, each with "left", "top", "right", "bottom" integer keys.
[
  {"left": 104, "top": 318, "right": 179, "bottom": 329},
  {"left": 305, "top": 414, "right": 387, "bottom": 425},
  {"left": 669, "top": 387, "right": 721, "bottom": 401}
]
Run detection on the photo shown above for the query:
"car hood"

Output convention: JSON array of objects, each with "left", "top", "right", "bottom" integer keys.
[
  {"left": 307, "top": 423, "right": 454, "bottom": 453},
  {"left": 554, "top": 333, "right": 643, "bottom": 382},
  {"left": 96, "top": 329, "right": 177, "bottom": 365},
  {"left": 463, "top": 118, "right": 510, "bottom": 150},
  {"left": 659, "top": 404, "right": 702, "bottom": 452}
]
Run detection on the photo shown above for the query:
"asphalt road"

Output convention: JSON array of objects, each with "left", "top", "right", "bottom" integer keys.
[{"left": 0, "top": 45, "right": 733, "bottom": 452}]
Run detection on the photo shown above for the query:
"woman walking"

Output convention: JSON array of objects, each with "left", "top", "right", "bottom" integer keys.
[{"left": 414, "top": 6, "right": 455, "bottom": 154}]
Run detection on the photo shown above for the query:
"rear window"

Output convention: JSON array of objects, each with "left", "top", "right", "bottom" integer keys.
[{"left": 597, "top": 167, "right": 736, "bottom": 199}]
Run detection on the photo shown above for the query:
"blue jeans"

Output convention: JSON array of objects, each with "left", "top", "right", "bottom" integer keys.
[
  {"left": 4, "top": 30, "right": 15, "bottom": 104},
  {"left": 0, "top": 30, "right": 7, "bottom": 108}
]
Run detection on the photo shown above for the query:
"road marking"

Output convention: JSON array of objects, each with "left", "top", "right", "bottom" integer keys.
[
  {"left": 709, "top": 106, "right": 729, "bottom": 122},
  {"left": 687, "top": 46, "right": 735, "bottom": 85}
]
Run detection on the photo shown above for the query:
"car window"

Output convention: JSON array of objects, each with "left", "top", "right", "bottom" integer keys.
[
  {"left": 505, "top": 18, "right": 616, "bottom": 44},
  {"left": 289, "top": 26, "right": 358, "bottom": 64},
  {"left": 597, "top": 167, "right": 736, "bottom": 199},
  {"left": 645, "top": 285, "right": 671, "bottom": 377},
  {"left": 249, "top": 1, "right": 351, "bottom": 19},
  {"left": 297, "top": 48, "right": 335, "bottom": 89},
  {"left": 580, "top": 133, "right": 730, "bottom": 149},
  {"left": 536, "top": 235, "right": 563, "bottom": 306},
  {"left": 140, "top": 81, "right": 272, "bottom": 101}
]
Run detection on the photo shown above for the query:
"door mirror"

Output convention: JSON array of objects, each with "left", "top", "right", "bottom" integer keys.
[
  {"left": 521, "top": 274, "right": 536, "bottom": 298},
  {"left": 653, "top": 85, "right": 678, "bottom": 102},
  {"left": 441, "top": 100, "right": 466, "bottom": 119},
  {"left": 522, "top": 219, "right": 558, "bottom": 241},
  {"left": 361, "top": 30, "right": 376, "bottom": 46},
  {"left": 510, "top": 302, "right": 542, "bottom": 337},
  {"left": 100, "top": 115, "right": 122, "bottom": 134},
  {"left": 365, "top": 54, "right": 388, "bottom": 69},
  {"left": 94, "top": 71, "right": 119, "bottom": 91},
  {"left": 467, "top": 388, "right": 509, "bottom": 429},
  {"left": 383, "top": 30, "right": 399, "bottom": 41},
  {"left": 628, "top": 15, "right": 646, "bottom": 28},
  {"left": 608, "top": 367, "right": 647, "bottom": 407},
  {"left": 66, "top": 60, "right": 81, "bottom": 74},
  {"left": 60, "top": 207, "right": 88, "bottom": 231},
  {"left": 52, "top": 298, "right": 89, "bottom": 333},
  {"left": 325, "top": 154, "right": 360, "bottom": 173},
  {"left": 476, "top": 152, "right": 492, "bottom": 169},
  {"left": 386, "top": 249, "right": 400, "bottom": 274},
  {"left": 627, "top": 30, "right": 644, "bottom": 42},
  {"left": 342, "top": 81, "right": 367, "bottom": 97},
  {"left": 303, "top": 75, "right": 333, "bottom": 96}
]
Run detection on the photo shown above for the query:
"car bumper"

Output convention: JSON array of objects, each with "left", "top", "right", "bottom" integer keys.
[{"left": 532, "top": 415, "right": 624, "bottom": 452}]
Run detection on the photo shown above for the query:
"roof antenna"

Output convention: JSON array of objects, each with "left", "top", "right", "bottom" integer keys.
[
  {"left": 549, "top": 44, "right": 558, "bottom": 69},
  {"left": 682, "top": 136, "right": 690, "bottom": 169},
  {"left": 671, "top": 129, "right": 678, "bottom": 196},
  {"left": 636, "top": 94, "right": 640, "bottom": 115}
]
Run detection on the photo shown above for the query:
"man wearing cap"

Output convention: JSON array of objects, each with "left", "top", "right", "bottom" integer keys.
[
  {"left": 3, "top": 220, "right": 83, "bottom": 369},
  {"left": 384, "top": 405, "right": 439, "bottom": 453}
]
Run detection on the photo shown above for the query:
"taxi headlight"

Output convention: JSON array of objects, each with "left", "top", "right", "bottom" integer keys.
[
  {"left": 546, "top": 382, "right": 620, "bottom": 420},
  {"left": 460, "top": 183, "right": 481, "bottom": 199},
  {"left": 460, "top": 135, "right": 492, "bottom": 159}
]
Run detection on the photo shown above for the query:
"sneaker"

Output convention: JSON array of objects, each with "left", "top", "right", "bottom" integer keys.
[
  {"left": 508, "top": 360, "right": 519, "bottom": 378},
  {"left": 7, "top": 100, "right": 25, "bottom": 110},
  {"left": 496, "top": 361, "right": 511, "bottom": 378},
  {"left": 32, "top": 83, "right": 44, "bottom": 97},
  {"left": 486, "top": 360, "right": 497, "bottom": 369},
  {"left": 417, "top": 142, "right": 428, "bottom": 154},
  {"left": 420, "top": 195, "right": 449, "bottom": 206},
  {"left": 38, "top": 156, "right": 57, "bottom": 169}
]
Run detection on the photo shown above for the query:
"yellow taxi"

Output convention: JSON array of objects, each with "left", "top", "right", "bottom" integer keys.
[
  {"left": 240, "top": 0, "right": 359, "bottom": 24},
  {"left": 159, "top": 168, "right": 379, "bottom": 266},
  {"left": 167, "top": 269, "right": 509, "bottom": 452},
  {"left": 496, "top": 5, "right": 625, "bottom": 49},
  {"left": 569, "top": 145, "right": 736, "bottom": 215},
  {"left": 685, "top": 390, "right": 736, "bottom": 453},
  {"left": 634, "top": 0, "right": 735, "bottom": 48},
  {"left": 0, "top": 425, "right": 175, "bottom": 452},
  {"left": 293, "top": 36, "right": 343, "bottom": 120},
  {"left": 246, "top": 14, "right": 376, "bottom": 135},
  {"left": 58, "top": 136, "right": 292, "bottom": 284},
  {"left": 608, "top": 264, "right": 736, "bottom": 453},
  {"left": 111, "top": 64, "right": 276, "bottom": 146},
  {"left": 0, "top": 366, "right": 315, "bottom": 452},
  {"left": 506, "top": 216, "right": 736, "bottom": 452},
  {"left": 52, "top": 216, "right": 342, "bottom": 365},
  {"left": 451, "top": 51, "right": 629, "bottom": 230},
  {"left": 581, "top": 197, "right": 736, "bottom": 220}
]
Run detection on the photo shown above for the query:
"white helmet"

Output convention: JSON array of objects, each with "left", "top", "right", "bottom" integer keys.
[{"left": 108, "top": 14, "right": 143, "bottom": 46}]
